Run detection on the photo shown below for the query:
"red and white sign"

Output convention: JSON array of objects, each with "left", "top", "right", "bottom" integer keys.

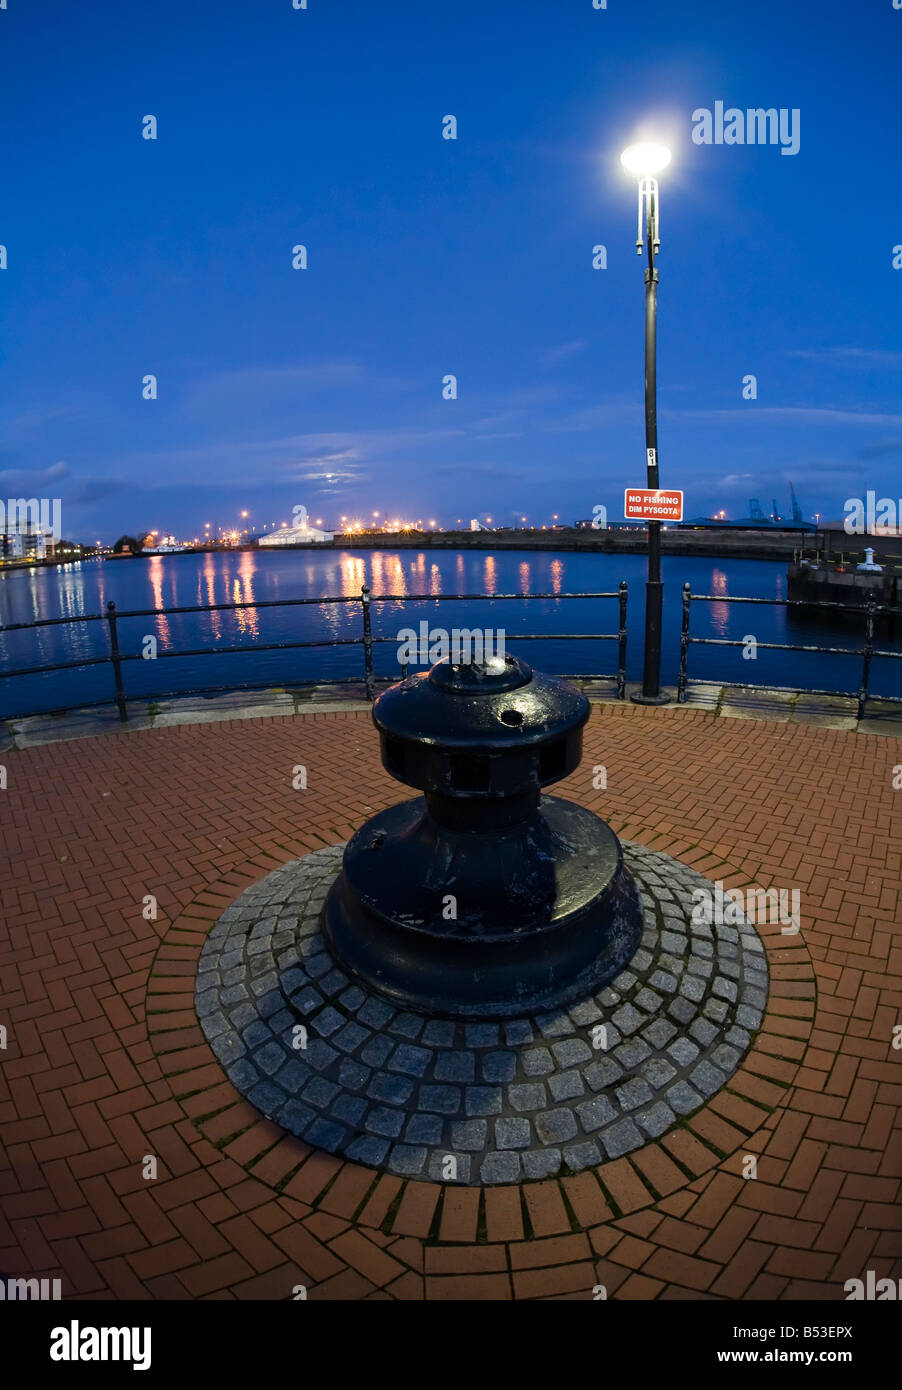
[{"left": 624, "top": 488, "right": 683, "bottom": 522}]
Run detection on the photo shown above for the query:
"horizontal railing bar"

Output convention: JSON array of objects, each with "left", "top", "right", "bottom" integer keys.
[
  {"left": 688, "top": 592, "right": 900, "bottom": 614},
  {"left": 365, "top": 591, "right": 625, "bottom": 603},
  {"left": 0, "top": 655, "right": 114, "bottom": 679},
  {"left": 105, "top": 596, "right": 356, "bottom": 619},
  {"left": 0, "top": 613, "right": 107, "bottom": 632},
  {"left": 0, "top": 632, "right": 624, "bottom": 673},
  {"left": 119, "top": 637, "right": 364, "bottom": 661},
  {"left": 117, "top": 632, "right": 624, "bottom": 664},
  {"left": 111, "top": 590, "right": 623, "bottom": 618},
  {"left": 442, "top": 633, "right": 619, "bottom": 642},
  {"left": 686, "top": 637, "right": 865, "bottom": 656},
  {"left": 376, "top": 633, "right": 621, "bottom": 643}
]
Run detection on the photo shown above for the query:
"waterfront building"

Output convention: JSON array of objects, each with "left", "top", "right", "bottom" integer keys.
[
  {"left": 258, "top": 521, "right": 333, "bottom": 546},
  {"left": 0, "top": 524, "right": 56, "bottom": 562}
]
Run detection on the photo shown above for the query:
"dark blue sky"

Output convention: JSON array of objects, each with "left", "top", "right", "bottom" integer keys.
[{"left": 1, "top": 0, "right": 900, "bottom": 541}]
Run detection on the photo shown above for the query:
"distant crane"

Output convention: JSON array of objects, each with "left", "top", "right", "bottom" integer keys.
[{"left": 746, "top": 489, "right": 805, "bottom": 526}]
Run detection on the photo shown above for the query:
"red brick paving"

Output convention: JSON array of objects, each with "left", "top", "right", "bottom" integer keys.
[{"left": 0, "top": 704, "right": 900, "bottom": 1299}]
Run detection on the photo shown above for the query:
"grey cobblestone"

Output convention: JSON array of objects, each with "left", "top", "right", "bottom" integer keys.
[
  {"left": 535, "top": 1108, "right": 578, "bottom": 1145},
  {"left": 434, "top": 1050, "right": 476, "bottom": 1082},
  {"left": 480, "top": 1151, "right": 521, "bottom": 1183},
  {"left": 636, "top": 1101, "right": 676, "bottom": 1138},
  {"left": 521, "top": 1046, "right": 555, "bottom": 1076},
  {"left": 548, "top": 1069, "right": 586, "bottom": 1101},
  {"left": 551, "top": 1038, "right": 593, "bottom": 1067},
  {"left": 602, "top": 1117, "right": 643, "bottom": 1159},
  {"left": 450, "top": 1119, "right": 488, "bottom": 1150},
  {"left": 563, "top": 1140, "right": 602, "bottom": 1170},
  {"left": 523, "top": 1148, "right": 561, "bottom": 1178},
  {"left": 576, "top": 1095, "right": 617, "bottom": 1132},
  {"left": 509, "top": 1082, "right": 548, "bottom": 1111},
  {"left": 495, "top": 1117, "right": 531, "bottom": 1149}
]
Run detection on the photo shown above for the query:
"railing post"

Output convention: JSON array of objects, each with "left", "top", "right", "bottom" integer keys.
[
  {"left": 106, "top": 601, "right": 128, "bottom": 722},
  {"left": 677, "top": 581, "right": 691, "bottom": 703},
  {"left": 616, "top": 580, "right": 628, "bottom": 699},
  {"left": 361, "top": 585, "right": 375, "bottom": 701},
  {"left": 857, "top": 596, "right": 876, "bottom": 723}
]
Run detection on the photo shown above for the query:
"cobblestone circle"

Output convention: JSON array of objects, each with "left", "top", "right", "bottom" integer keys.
[{"left": 196, "top": 842, "right": 769, "bottom": 1185}]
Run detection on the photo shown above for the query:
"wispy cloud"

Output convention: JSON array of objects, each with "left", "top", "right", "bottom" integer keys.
[
  {"left": 786, "top": 347, "right": 902, "bottom": 366},
  {"left": 180, "top": 361, "right": 368, "bottom": 416},
  {"left": 541, "top": 339, "right": 590, "bottom": 366},
  {"left": 669, "top": 406, "right": 902, "bottom": 427},
  {"left": 0, "top": 459, "right": 71, "bottom": 485},
  {"left": 432, "top": 463, "right": 521, "bottom": 480},
  {"left": 545, "top": 399, "right": 641, "bottom": 433},
  {"left": 858, "top": 437, "right": 902, "bottom": 459},
  {"left": 115, "top": 425, "right": 469, "bottom": 490}
]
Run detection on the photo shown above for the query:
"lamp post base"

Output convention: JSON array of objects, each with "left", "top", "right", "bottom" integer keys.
[{"left": 630, "top": 689, "right": 672, "bottom": 706}]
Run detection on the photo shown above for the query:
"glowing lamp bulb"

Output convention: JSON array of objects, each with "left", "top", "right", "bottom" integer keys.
[{"left": 620, "top": 142, "right": 671, "bottom": 176}]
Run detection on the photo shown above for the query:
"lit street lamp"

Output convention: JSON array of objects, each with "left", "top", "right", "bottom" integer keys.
[{"left": 621, "top": 140, "right": 672, "bottom": 705}]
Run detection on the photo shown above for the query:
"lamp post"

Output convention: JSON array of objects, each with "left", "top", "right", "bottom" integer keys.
[{"left": 621, "top": 141, "right": 672, "bottom": 705}]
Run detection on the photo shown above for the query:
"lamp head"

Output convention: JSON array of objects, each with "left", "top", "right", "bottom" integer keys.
[{"left": 620, "top": 142, "right": 672, "bottom": 177}]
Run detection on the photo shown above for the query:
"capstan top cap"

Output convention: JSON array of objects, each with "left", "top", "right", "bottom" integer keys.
[
  {"left": 373, "top": 657, "right": 589, "bottom": 759},
  {"left": 427, "top": 654, "right": 533, "bottom": 694}
]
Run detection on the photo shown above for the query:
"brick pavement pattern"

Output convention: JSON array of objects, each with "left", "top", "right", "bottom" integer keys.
[{"left": 0, "top": 704, "right": 899, "bottom": 1300}]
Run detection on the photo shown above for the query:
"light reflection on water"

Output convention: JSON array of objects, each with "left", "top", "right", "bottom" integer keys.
[
  {"left": 709, "top": 568, "right": 730, "bottom": 637},
  {"left": 149, "top": 556, "right": 172, "bottom": 648}
]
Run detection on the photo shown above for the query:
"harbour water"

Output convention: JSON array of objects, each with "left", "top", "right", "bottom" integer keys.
[{"left": 0, "top": 548, "right": 898, "bottom": 718}]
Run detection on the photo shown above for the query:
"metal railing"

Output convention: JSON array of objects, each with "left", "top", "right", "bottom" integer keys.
[
  {"left": 0, "top": 583, "right": 629, "bottom": 722},
  {"left": 677, "top": 583, "right": 902, "bottom": 720}
]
